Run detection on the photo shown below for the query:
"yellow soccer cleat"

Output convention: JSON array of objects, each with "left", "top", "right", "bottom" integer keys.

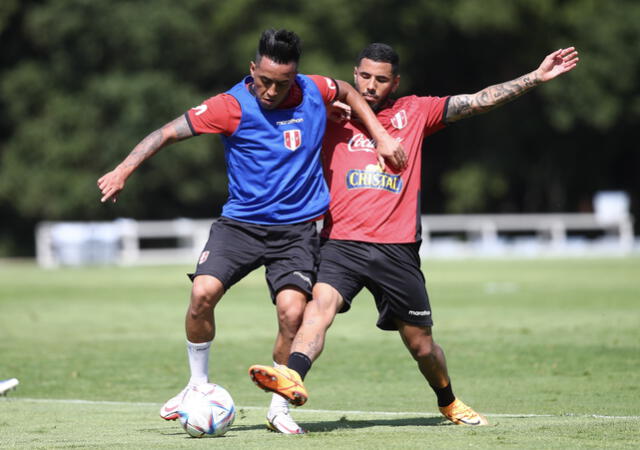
[
  {"left": 248, "top": 365, "right": 308, "bottom": 406},
  {"left": 439, "top": 398, "right": 489, "bottom": 426}
]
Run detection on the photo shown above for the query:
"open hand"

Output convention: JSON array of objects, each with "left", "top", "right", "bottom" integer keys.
[{"left": 536, "top": 47, "right": 579, "bottom": 82}]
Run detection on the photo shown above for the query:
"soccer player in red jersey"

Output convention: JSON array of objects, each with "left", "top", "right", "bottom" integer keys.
[{"left": 250, "top": 43, "right": 579, "bottom": 426}]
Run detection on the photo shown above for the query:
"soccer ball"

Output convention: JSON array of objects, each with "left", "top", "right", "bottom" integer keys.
[{"left": 178, "top": 383, "right": 236, "bottom": 437}]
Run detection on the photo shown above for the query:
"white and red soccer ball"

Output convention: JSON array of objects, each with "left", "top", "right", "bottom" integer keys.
[{"left": 178, "top": 383, "right": 236, "bottom": 438}]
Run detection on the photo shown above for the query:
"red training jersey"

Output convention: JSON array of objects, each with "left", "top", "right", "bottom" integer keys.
[
  {"left": 186, "top": 75, "right": 338, "bottom": 135},
  {"left": 321, "top": 95, "right": 449, "bottom": 243}
]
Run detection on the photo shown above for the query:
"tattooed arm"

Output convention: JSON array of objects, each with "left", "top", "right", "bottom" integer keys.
[
  {"left": 445, "top": 47, "right": 579, "bottom": 123},
  {"left": 98, "top": 115, "right": 194, "bottom": 203}
]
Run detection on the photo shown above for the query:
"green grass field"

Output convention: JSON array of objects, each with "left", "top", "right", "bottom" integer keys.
[{"left": 1, "top": 258, "right": 639, "bottom": 448}]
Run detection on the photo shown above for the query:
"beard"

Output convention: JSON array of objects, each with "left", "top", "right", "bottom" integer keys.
[{"left": 366, "top": 96, "right": 388, "bottom": 112}]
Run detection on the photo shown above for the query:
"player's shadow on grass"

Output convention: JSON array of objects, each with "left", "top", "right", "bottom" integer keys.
[
  {"left": 301, "top": 416, "right": 445, "bottom": 432},
  {"left": 229, "top": 416, "right": 445, "bottom": 433}
]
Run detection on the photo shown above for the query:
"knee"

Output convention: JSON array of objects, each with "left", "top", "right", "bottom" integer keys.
[
  {"left": 277, "top": 301, "right": 305, "bottom": 331},
  {"left": 310, "top": 283, "right": 342, "bottom": 321},
  {"left": 276, "top": 292, "right": 306, "bottom": 331},
  {"left": 408, "top": 338, "right": 437, "bottom": 361},
  {"left": 189, "top": 277, "right": 223, "bottom": 317}
]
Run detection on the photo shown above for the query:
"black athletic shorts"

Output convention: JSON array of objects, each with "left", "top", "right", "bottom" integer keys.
[
  {"left": 189, "top": 217, "right": 319, "bottom": 302},
  {"left": 317, "top": 239, "right": 433, "bottom": 331}
]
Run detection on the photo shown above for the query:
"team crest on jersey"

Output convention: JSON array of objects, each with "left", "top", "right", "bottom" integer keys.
[
  {"left": 391, "top": 110, "right": 407, "bottom": 129},
  {"left": 283, "top": 129, "right": 302, "bottom": 151},
  {"left": 346, "top": 164, "right": 403, "bottom": 194}
]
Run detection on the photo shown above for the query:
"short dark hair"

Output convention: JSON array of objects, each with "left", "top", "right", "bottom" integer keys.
[
  {"left": 256, "top": 29, "right": 302, "bottom": 65},
  {"left": 356, "top": 43, "right": 399, "bottom": 75}
]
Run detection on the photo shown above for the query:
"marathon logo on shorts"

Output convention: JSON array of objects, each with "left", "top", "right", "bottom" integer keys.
[
  {"left": 408, "top": 310, "right": 431, "bottom": 316},
  {"left": 293, "top": 271, "right": 312, "bottom": 288},
  {"left": 283, "top": 129, "right": 302, "bottom": 151},
  {"left": 391, "top": 110, "right": 407, "bottom": 129},
  {"left": 198, "top": 251, "right": 209, "bottom": 265},
  {"left": 346, "top": 164, "right": 403, "bottom": 194}
]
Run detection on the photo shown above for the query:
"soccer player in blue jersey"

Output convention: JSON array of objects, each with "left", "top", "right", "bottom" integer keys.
[{"left": 97, "top": 29, "right": 405, "bottom": 434}]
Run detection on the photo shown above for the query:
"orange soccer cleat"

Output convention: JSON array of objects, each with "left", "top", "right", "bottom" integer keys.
[{"left": 249, "top": 365, "right": 308, "bottom": 406}]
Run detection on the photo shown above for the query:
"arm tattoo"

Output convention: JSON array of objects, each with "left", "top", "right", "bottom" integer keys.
[
  {"left": 446, "top": 71, "right": 541, "bottom": 122},
  {"left": 120, "top": 116, "right": 193, "bottom": 169},
  {"left": 121, "top": 129, "right": 164, "bottom": 169},
  {"left": 170, "top": 115, "right": 194, "bottom": 140}
]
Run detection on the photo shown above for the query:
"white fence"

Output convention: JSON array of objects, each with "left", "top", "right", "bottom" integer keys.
[
  {"left": 36, "top": 218, "right": 212, "bottom": 268},
  {"left": 420, "top": 213, "right": 635, "bottom": 258},
  {"left": 35, "top": 212, "right": 635, "bottom": 268}
]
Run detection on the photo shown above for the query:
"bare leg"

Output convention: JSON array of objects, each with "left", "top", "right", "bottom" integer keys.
[
  {"left": 396, "top": 321, "right": 488, "bottom": 425},
  {"left": 161, "top": 275, "right": 225, "bottom": 420},
  {"left": 186, "top": 275, "right": 225, "bottom": 343},
  {"left": 247, "top": 283, "right": 341, "bottom": 408},
  {"left": 267, "top": 286, "right": 308, "bottom": 433},
  {"left": 395, "top": 320, "right": 450, "bottom": 388},
  {"left": 291, "top": 282, "right": 343, "bottom": 362},
  {"left": 272, "top": 286, "right": 308, "bottom": 364}
]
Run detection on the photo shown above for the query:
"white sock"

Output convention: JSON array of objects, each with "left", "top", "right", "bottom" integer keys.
[
  {"left": 186, "top": 340, "right": 211, "bottom": 386},
  {"left": 269, "top": 361, "right": 289, "bottom": 413}
]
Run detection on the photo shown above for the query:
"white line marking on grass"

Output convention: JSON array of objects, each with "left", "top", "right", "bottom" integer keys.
[
  {"left": 12, "top": 398, "right": 159, "bottom": 407},
  {"left": 9, "top": 398, "right": 640, "bottom": 420}
]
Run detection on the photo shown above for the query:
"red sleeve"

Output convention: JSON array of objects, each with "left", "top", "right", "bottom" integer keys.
[
  {"left": 186, "top": 94, "right": 241, "bottom": 136},
  {"left": 307, "top": 75, "right": 339, "bottom": 105},
  {"left": 419, "top": 96, "right": 450, "bottom": 136}
]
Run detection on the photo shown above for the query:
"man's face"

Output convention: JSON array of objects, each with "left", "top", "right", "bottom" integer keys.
[
  {"left": 354, "top": 58, "right": 400, "bottom": 111},
  {"left": 250, "top": 56, "right": 297, "bottom": 109}
]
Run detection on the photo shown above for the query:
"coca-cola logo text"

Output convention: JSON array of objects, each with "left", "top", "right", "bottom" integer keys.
[{"left": 347, "top": 133, "right": 376, "bottom": 153}]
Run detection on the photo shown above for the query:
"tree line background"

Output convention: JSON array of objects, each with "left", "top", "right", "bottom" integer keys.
[{"left": 1, "top": 0, "right": 638, "bottom": 256}]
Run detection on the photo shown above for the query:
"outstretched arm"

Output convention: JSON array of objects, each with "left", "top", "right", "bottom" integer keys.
[
  {"left": 335, "top": 79, "right": 407, "bottom": 170},
  {"left": 97, "top": 115, "right": 194, "bottom": 203},
  {"left": 445, "top": 47, "right": 579, "bottom": 123}
]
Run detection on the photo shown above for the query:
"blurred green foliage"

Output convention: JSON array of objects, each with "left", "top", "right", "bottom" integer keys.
[
  {"left": 442, "top": 163, "right": 507, "bottom": 213},
  {"left": 1, "top": 0, "right": 639, "bottom": 255}
]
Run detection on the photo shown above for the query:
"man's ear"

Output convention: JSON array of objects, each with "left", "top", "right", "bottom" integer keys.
[{"left": 392, "top": 75, "right": 400, "bottom": 93}]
